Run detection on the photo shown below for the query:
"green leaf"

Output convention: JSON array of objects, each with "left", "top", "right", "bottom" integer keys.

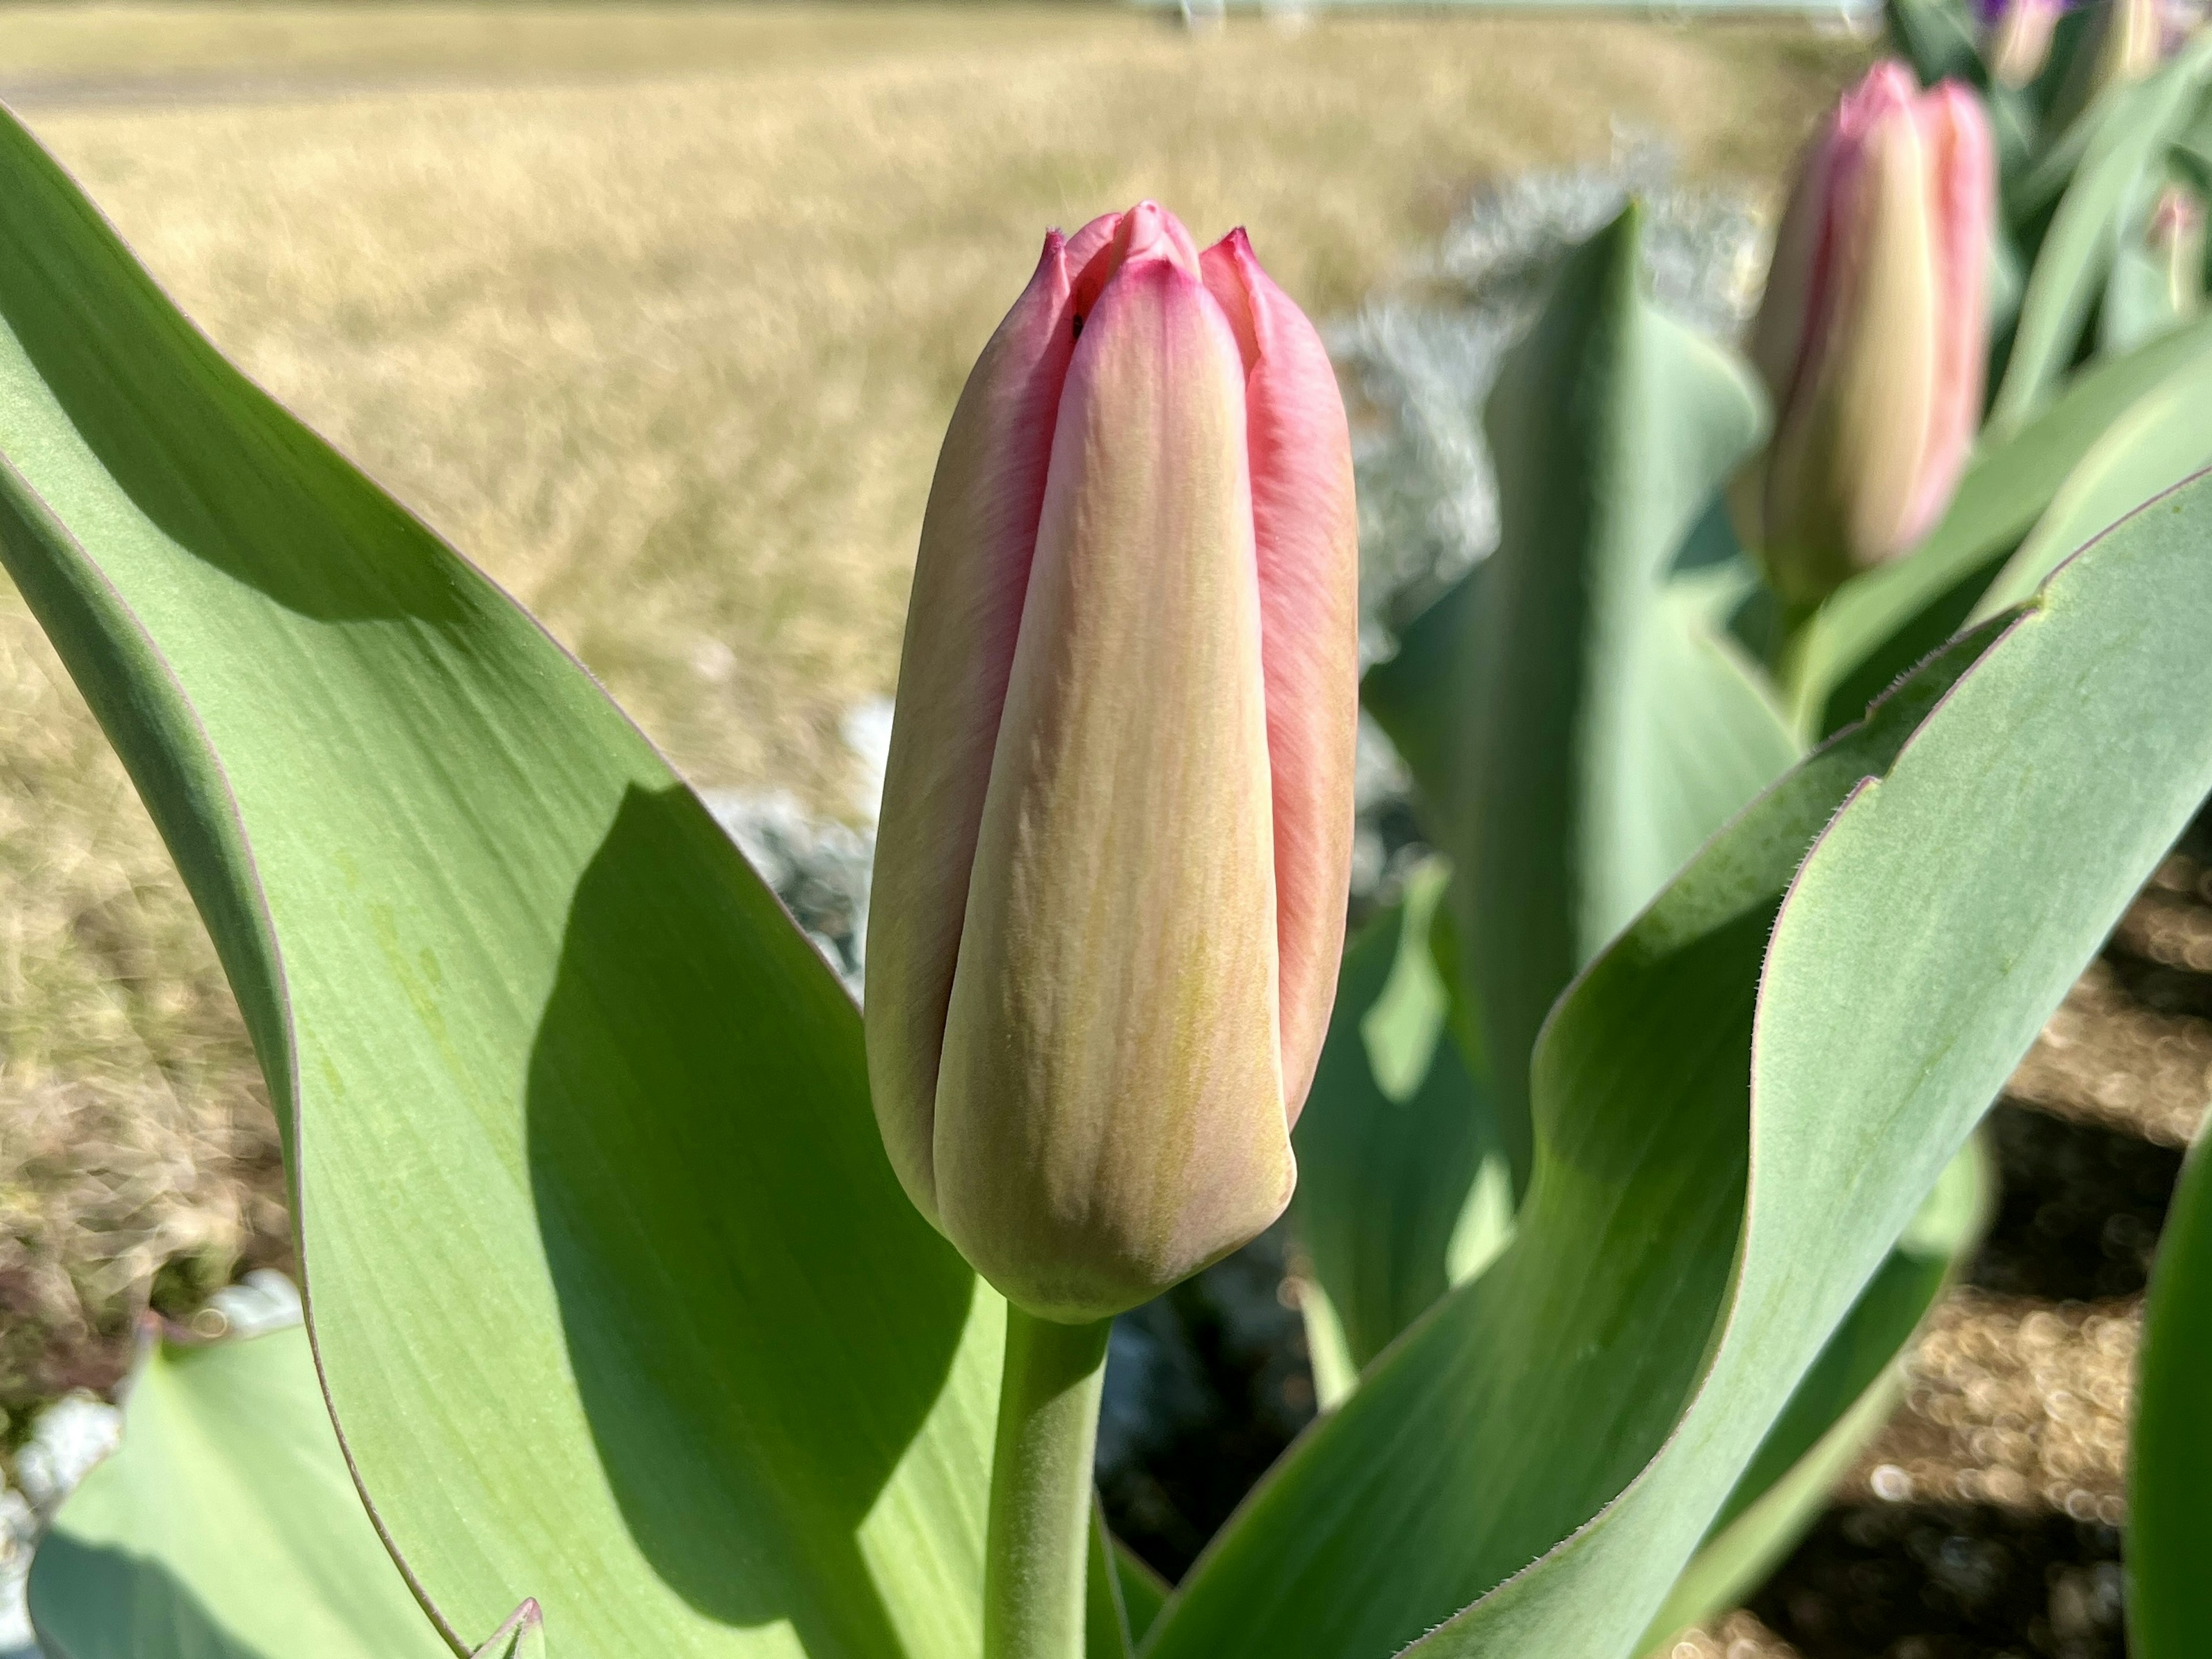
[
  {"left": 1112, "top": 1540, "right": 1168, "bottom": 1647},
  {"left": 1360, "top": 564, "right": 1484, "bottom": 852},
  {"left": 2130, "top": 1122, "right": 2212, "bottom": 1657},
  {"left": 1291, "top": 859, "right": 1508, "bottom": 1389},
  {"left": 1638, "top": 1135, "right": 1990, "bottom": 1648},
  {"left": 1086, "top": 1501, "right": 1133, "bottom": 1659},
  {"left": 1084, "top": 1505, "right": 1172, "bottom": 1659},
  {"left": 0, "top": 103, "right": 999, "bottom": 1658},
  {"left": 1885, "top": 0, "right": 1981, "bottom": 86},
  {"left": 1782, "top": 309, "right": 2212, "bottom": 737},
  {"left": 1972, "top": 346, "right": 2212, "bottom": 617},
  {"left": 1451, "top": 207, "right": 1797, "bottom": 1189},
  {"left": 28, "top": 1323, "right": 447, "bottom": 1659},
  {"left": 1990, "top": 41, "right": 2212, "bottom": 433},
  {"left": 1145, "top": 463, "right": 2212, "bottom": 1658}
]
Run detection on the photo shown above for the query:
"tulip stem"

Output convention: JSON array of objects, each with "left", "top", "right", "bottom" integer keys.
[{"left": 984, "top": 1306, "right": 1114, "bottom": 1659}]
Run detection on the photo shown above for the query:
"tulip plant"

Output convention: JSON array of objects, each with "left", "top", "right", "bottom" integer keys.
[{"left": 6, "top": 17, "right": 2212, "bottom": 1659}]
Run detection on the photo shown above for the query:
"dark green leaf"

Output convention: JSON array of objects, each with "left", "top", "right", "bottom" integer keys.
[{"left": 2129, "top": 1124, "right": 2212, "bottom": 1657}]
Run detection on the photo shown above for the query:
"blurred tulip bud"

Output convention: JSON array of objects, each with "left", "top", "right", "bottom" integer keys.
[
  {"left": 1735, "top": 62, "right": 1995, "bottom": 607},
  {"left": 2148, "top": 183, "right": 2206, "bottom": 317},
  {"left": 1982, "top": 0, "right": 2068, "bottom": 86},
  {"left": 2050, "top": 0, "right": 2165, "bottom": 128},
  {"left": 865, "top": 202, "right": 1358, "bottom": 1323}
]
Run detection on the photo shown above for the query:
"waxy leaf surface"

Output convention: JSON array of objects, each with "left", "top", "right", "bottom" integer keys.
[{"left": 0, "top": 104, "right": 1000, "bottom": 1659}]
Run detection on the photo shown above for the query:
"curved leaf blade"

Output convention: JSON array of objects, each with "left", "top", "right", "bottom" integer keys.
[
  {"left": 1145, "top": 468, "right": 2212, "bottom": 1658},
  {"left": 0, "top": 102, "right": 998, "bottom": 1658},
  {"left": 28, "top": 1324, "right": 447, "bottom": 1659},
  {"left": 1458, "top": 207, "right": 1797, "bottom": 1188},
  {"left": 1291, "top": 860, "right": 1506, "bottom": 1385},
  {"left": 1989, "top": 43, "right": 2212, "bottom": 433},
  {"left": 1972, "top": 346, "right": 2212, "bottom": 617},
  {"left": 2127, "top": 1119, "right": 2212, "bottom": 1656}
]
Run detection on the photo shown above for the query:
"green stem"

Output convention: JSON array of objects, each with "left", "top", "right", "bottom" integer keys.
[{"left": 984, "top": 1306, "right": 1113, "bottom": 1659}]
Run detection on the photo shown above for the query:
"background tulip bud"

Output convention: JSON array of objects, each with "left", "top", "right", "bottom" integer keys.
[
  {"left": 2147, "top": 183, "right": 2207, "bottom": 318},
  {"left": 1982, "top": 0, "right": 2067, "bottom": 86},
  {"left": 866, "top": 203, "right": 1358, "bottom": 1323},
  {"left": 1734, "top": 62, "right": 1994, "bottom": 607},
  {"left": 2051, "top": 0, "right": 2167, "bottom": 129}
]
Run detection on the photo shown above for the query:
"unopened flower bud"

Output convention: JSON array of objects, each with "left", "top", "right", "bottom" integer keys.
[
  {"left": 1736, "top": 62, "right": 1995, "bottom": 606},
  {"left": 866, "top": 203, "right": 1358, "bottom": 1323},
  {"left": 2051, "top": 0, "right": 2165, "bottom": 128},
  {"left": 1982, "top": 0, "right": 2067, "bottom": 86}
]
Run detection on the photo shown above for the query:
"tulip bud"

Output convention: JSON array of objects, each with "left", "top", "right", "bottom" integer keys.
[
  {"left": 866, "top": 203, "right": 1358, "bottom": 1323},
  {"left": 2147, "top": 183, "right": 2206, "bottom": 317},
  {"left": 1982, "top": 0, "right": 2067, "bottom": 86},
  {"left": 1734, "top": 62, "right": 1994, "bottom": 607},
  {"left": 2050, "top": 0, "right": 2168, "bottom": 128}
]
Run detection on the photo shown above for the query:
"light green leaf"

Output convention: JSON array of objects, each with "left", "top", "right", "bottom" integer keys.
[
  {"left": 28, "top": 1324, "right": 447, "bottom": 1659},
  {"left": 1990, "top": 41, "right": 2212, "bottom": 433},
  {"left": 1638, "top": 1135, "right": 1989, "bottom": 1649},
  {"left": 1146, "top": 464, "right": 2212, "bottom": 1658},
  {"left": 0, "top": 103, "right": 999, "bottom": 1658},
  {"left": 1454, "top": 207, "right": 1798, "bottom": 1188},
  {"left": 1360, "top": 565, "right": 1484, "bottom": 853},
  {"left": 2127, "top": 1116, "right": 2212, "bottom": 1656},
  {"left": 1781, "top": 309, "right": 2212, "bottom": 737},
  {"left": 1972, "top": 347, "right": 2212, "bottom": 617},
  {"left": 1291, "top": 860, "right": 1505, "bottom": 1389}
]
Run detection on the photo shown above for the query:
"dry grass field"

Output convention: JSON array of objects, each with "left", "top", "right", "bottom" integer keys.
[{"left": 0, "top": 3, "right": 1862, "bottom": 1412}]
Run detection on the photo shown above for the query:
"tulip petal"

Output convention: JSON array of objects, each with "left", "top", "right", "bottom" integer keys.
[
  {"left": 935, "top": 257, "right": 1290, "bottom": 1322},
  {"left": 1761, "top": 70, "right": 1944, "bottom": 597},
  {"left": 1905, "top": 82, "right": 1994, "bottom": 543},
  {"left": 866, "top": 232, "right": 1077, "bottom": 1224},
  {"left": 1200, "top": 230, "right": 1359, "bottom": 1123},
  {"left": 1070, "top": 201, "right": 1203, "bottom": 325}
]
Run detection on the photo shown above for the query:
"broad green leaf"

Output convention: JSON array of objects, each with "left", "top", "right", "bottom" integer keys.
[
  {"left": 1782, "top": 309, "right": 2212, "bottom": 737},
  {"left": 1454, "top": 207, "right": 1797, "bottom": 1189},
  {"left": 28, "top": 1324, "right": 446, "bottom": 1659},
  {"left": 1972, "top": 346, "right": 2212, "bottom": 617},
  {"left": 0, "top": 104, "right": 999, "bottom": 1659},
  {"left": 1361, "top": 565, "right": 1484, "bottom": 851},
  {"left": 1146, "top": 464, "right": 2212, "bottom": 1658},
  {"left": 1990, "top": 42, "right": 2212, "bottom": 432},
  {"left": 2129, "top": 1120, "right": 2212, "bottom": 1657},
  {"left": 1638, "top": 1135, "right": 1988, "bottom": 1649},
  {"left": 1291, "top": 859, "right": 1506, "bottom": 1390}
]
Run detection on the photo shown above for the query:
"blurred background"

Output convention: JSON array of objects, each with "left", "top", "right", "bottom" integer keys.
[{"left": 0, "top": 5, "right": 2200, "bottom": 1657}]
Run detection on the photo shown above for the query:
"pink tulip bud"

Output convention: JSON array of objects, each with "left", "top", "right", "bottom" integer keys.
[
  {"left": 2051, "top": 0, "right": 2168, "bottom": 128},
  {"left": 1983, "top": 0, "right": 2067, "bottom": 86},
  {"left": 865, "top": 203, "right": 1358, "bottom": 1323},
  {"left": 1736, "top": 62, "right": 1995, "bottom": 607},
  {"left": 2147, "top": 183, "right": 2206, "bottom": 317}
]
